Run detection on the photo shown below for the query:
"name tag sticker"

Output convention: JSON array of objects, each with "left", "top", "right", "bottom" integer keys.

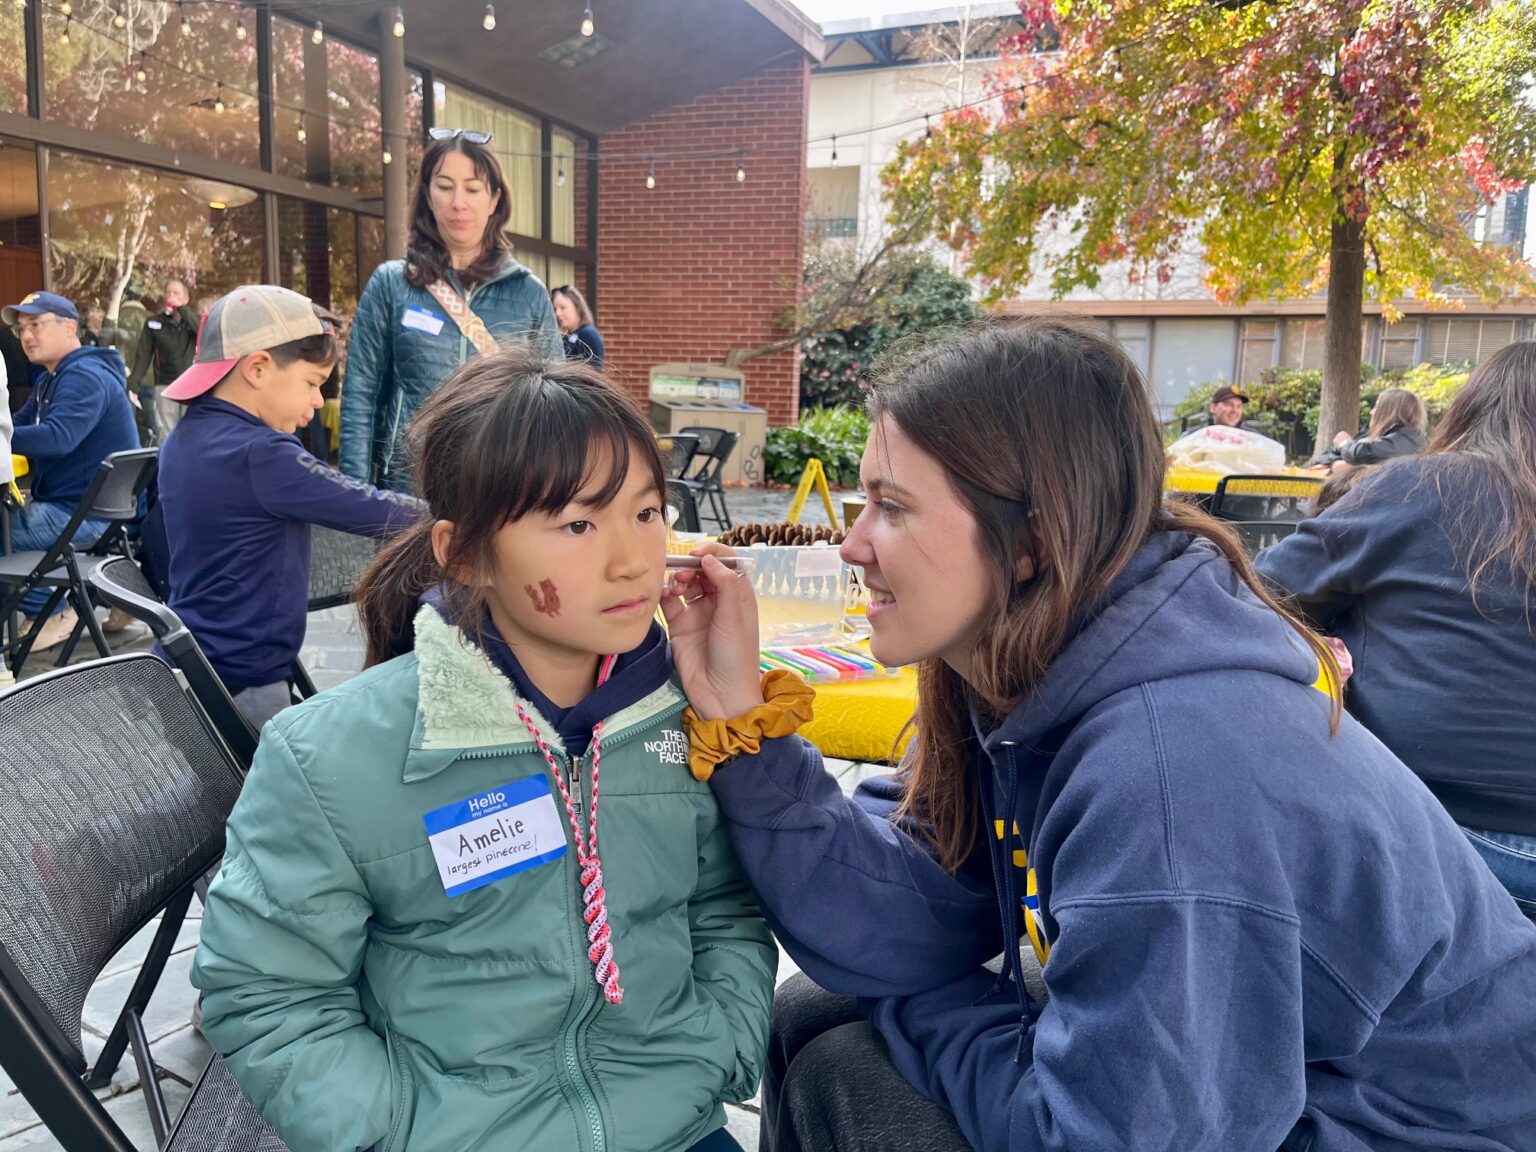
[
  {"left": 423, "top": 775, "right": 567, "bottom": 897},
  {"left": 401, "top": 305, "right": 446, "bottom": 336},
  {"left": 145, "top": 319, "right": 163, "bottom": 330}
]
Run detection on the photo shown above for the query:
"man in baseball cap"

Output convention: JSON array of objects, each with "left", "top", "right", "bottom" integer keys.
[
  {"left": 4, "top": 289, "right": 138, "bottom": 653},
  {"left": 1206, "top": 385, "right": 1249, "bottom": 429},
  {"left": 145, "top": 284, "right": 419, "bottom": 729}
]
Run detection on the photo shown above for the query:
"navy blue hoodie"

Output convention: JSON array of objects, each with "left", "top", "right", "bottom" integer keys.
[
  {"left": 12, "top": 345, "right": 139, "bottom": 506},
  {"left": 1256, "top": 455, "right": 1536, "bottom": 837},
  {"left": 713, "top": 532, "right": 1536, "bottom": 1151},
  {"left": 154, "top": 398, "right": 420, "bottom": 689}
]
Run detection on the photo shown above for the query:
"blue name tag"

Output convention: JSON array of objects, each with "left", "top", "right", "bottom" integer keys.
[
  {"left": 423, "top": 775, "right": 567, "bottom": 897},
  {"left": 401, "top": 305, "right": 446, "bottom": 336}
]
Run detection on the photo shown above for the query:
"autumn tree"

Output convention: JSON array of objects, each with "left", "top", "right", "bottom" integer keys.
[{"left": 886, "top": 0, "right": 1536, "bottom": 445}]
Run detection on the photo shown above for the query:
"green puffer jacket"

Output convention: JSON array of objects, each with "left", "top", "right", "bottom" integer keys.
[
  {"left": 339, "top": 256, "right": 561, "bottom": 490},
  {"left": 191, "top": 607, "right": 777, "bottom": 1152}
]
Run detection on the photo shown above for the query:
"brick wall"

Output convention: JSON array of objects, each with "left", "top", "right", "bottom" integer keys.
[{"left": 597, "top": 59, "right": 809, "bottom": 427}]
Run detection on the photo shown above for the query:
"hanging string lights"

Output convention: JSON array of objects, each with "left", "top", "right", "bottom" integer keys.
[
  {"left": 296, "top": 110, "right": 307, "bottom": 144},
  {"left": 213, "top": 81, "right": 225, "bottom": 113},
  {"left": 311, "top": 20, "right": 323, "bottom": 45},
  {"left": 390, "top": 5, "right": 404, "bottom": 38},
  {"left": 580, "top": 3, "right": 594, "bottom": 37},
  {"left": 482, "top": 4, "right": 495, "bottom": 31},
  {"left": 645, "top": 157, "right": 656, "bottom": 190}
]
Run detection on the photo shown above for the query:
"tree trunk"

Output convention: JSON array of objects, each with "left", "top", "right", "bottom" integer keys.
[{"left": 1317, "top": 209, "right": 1365, "bottom": 453}]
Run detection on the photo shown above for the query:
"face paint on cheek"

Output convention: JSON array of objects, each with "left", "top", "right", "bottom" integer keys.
[{"left": 524, "top": 579, "right": 562, "bottom": 617}]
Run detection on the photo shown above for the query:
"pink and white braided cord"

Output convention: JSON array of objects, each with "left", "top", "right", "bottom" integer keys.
[{"left": 514, "top": 654, "right": 624, "bottom": 1005}]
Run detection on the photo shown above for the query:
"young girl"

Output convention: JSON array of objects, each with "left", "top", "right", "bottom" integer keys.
[
  {"left": 192, "top": 347, "right": 775, "bottom": 1152},
  {"left": 665, "top": 320, "right": 1536, "bottom": 1152},
  {"left": 1317, "top": 385, "right": 1427, "bottom": 472}
]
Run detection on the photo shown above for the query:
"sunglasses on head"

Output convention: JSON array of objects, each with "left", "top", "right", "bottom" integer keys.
[{"left": 429, "top": 127, "right": 493, "bottom": 145}]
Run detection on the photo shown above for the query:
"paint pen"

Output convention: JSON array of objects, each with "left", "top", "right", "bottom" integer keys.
[{"left": 664, "top": 555, "right": 756, "bottom": 572}]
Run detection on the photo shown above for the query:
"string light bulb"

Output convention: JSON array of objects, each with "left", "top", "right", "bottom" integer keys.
[
  {"left": 311, "top": 20, "right": 323, "bottom": 44},
  {"left": 235, "top": 10, "right": 246, "bottom": 40},
  {"left": 482, "top": 3, "right": 495, "bottom": 30},
  {"left": 645, "top": 158, "right": 656, "bottom": 190},
  {"left": 555, "top": 154, "right": 566, "bottom": 187},
  {"left": 179, "top": 2, "right": 189, "bottom": 34},
  {"left": 60, "top": 15, "right": 70, "bottom": 42},
  {"left": 382, "top": 135, "right": 393, "bottom": 164},
  {"left": 213, "top": 82, "right": 225, "bottom": 114},
  {"left": 925, "top": 114, "right": 932, "bottom": 140},
  {"left": 390, "top": 6, "right": 404, "bottom": 37},
  {"left": 296, "top": 112, "right": 307, "bottom": 144},
  {"left": 135, "top": 52, "right": 147, "bottom": 83},
  {"left": 736, "top": 153, "right": 746, "bottom": 183},
  {"left": 112, "top": 4, "right": 125, "bottom": 28},
  {"left": 59, "top": 1, "right": 71, "bottom": 14},
  {"left": 830, "top": 135, "right": 838, "bottom": 168},
  {"left": 580, "top": 4, "right": 594, "bottom": 36}
]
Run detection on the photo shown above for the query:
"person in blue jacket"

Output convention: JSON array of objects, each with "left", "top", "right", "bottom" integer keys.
[
  {"left": 340, "top": 130, "right": 560, "bottom": 491},
  {"left": 1258, "top": 341, "right": 1536, "bottom": 920},
  {"left": 662, "top": 319, "right": 1536, "bottom": 1152},
  {"left": 552, "top": 283, "right": 605, "bottom": 368},
  {"left": 150, "top": 285, "right": 419, "bottom": 729},
  {"left": 4, "top": 290, "right": 139, "bottom": 651}
]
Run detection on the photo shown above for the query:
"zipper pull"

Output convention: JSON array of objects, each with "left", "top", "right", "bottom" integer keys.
[{"left": 569, "top": 755, "right": 584, "bottom": 824}]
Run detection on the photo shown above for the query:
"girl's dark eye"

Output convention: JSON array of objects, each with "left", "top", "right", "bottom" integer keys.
[
  {"left": 638, "top": 507, "right": 662, "bottom": 524},
  {"left": 563, "top": 521, "right": 593, "bottom": 536}
]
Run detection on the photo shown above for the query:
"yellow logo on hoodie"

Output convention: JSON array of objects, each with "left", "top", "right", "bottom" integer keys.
[{"left": 996, "top": 819, "right": 1051, "bottom": 968}]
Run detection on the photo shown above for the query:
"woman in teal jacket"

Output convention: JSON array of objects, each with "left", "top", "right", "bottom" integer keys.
[
  {"left": 193, "top": 349, "right": 775, "bottom": 1152},
  {"left": 340, "top": 131, "right": 560, "bottom": 490}
]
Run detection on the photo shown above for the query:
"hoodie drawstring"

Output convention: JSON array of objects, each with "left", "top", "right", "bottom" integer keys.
[{"left": 995, "top": 754, "right": 1033, "bottom": 1064}]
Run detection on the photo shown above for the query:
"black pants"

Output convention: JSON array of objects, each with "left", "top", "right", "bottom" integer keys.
[{"left": 762, "top": 974, "right": 972, "bottom": 1152}]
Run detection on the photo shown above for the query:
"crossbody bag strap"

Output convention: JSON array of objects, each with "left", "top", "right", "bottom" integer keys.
[{"left": 425, "top": 278, "right": 498, "bottom": 357}]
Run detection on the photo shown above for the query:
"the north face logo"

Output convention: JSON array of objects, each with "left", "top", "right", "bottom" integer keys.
[{"left": 645, "top": 729, "right": 688, "bottom": 766}]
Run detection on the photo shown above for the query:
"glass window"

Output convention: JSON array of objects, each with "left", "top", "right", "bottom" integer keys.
[
  {"left": 1378, "top": 319, "right": 1421, "bottom": 371},
  {"left": 0, "top": 7, "right": 26, "bottom": 113},
  {"left": 552, "top": 130, "right": 576, "bottom": 247},
  {"left": 547, "top": 257, "right": 576, "bottom": 296},
  {"left": 512, "top": 246, "right": 547, "bottom": 284},
  {"left": 43, "top": 4, "right": 259, "bottom": 167},
  {"left": 276, "top": 198, "right": 364, "bottom": 319},
  {"left": 360, "top": 215, "right": 385, "bottom": 286},
  {"left": 1280, "top": 318, "right": 1325, "bottom": 371},
  {"left": 434, "top": 84, "right": 540, "bottom": 239},
  {"left": 1236, "top": 319, "right": 1278, "bottom": 384},
  {"left": 1148, "top": 319, "right": 1236, "bottom": 418},
  {"left": 46, "top": 151, "right": 263, "bottom": 321}
]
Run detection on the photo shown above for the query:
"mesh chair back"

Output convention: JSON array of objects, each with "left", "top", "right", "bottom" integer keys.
[
  {"left": 666, "top": 480, "right": 702, "bottom": 534},
  {"left": 679, "top": 426, "right": 726, "bottom": 457},
  {"left": 0, "top": 656, "right": 244, "bottom": 1064},
  {"left": 1214, "top": 475, "right": 1324, "bottom": 502},
  {"left": 659, "top": 434, "right": 701, "bottom": 480},
  {"left": 308, "top": 526, "right": 380, "bottom": 611},
  {"left": 690, "top": 430, "right": 739, "bottom": 485},
  {"left": 83, "top": 449, "right": 158, "bottom": 524},
  {"left": 1211, "top": 474, "right": 1323, "bottom": 525},
  {"left": 88, "top": 559, "right": 260, "bottom": 770}
]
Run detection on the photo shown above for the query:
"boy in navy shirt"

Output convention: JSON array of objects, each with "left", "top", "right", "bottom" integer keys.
[{"left": 153, "top": 285, "right": 419, "bottom": 728}]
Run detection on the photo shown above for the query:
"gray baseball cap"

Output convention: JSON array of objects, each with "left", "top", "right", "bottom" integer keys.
[{"left": 163, "top": 284, "right": 329, "bottom": 402}]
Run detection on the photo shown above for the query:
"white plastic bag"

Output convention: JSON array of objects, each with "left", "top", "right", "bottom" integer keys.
[{"left": 1167, "top": 425, "right": 1286, "bottom": 475}]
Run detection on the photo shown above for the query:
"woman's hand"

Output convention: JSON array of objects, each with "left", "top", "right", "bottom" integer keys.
[
  {"left": 660, "top": 543, "right": 766, "bottom": 721},
  {"left": 1332, "top": 430, "right": 1352, "bottom": 448}
]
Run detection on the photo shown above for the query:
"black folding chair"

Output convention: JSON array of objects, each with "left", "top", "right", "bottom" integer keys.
[
  {"left": 666, "top": 479, "right": 702, "bottom": 534},
  {"left": 1210, "top": 474, "right": 1325, "bottom": 554},
  {"left": 658, "top": 433, "right": 701, "bottom": 480},
  {"left": 88, "top": 556, "right": 259, "bottom": 770},
  {"left": 0, "top": 654, "right": 286, "bottom": 1151},
  {"left": 0, "top": 448, "right": 158, "bottom": 674},
  {"left": 290, "top": 526, "right": 380, "bottom": 701},
  {"left": 676, "top": 426, "right": 738, "bottom": 530}
]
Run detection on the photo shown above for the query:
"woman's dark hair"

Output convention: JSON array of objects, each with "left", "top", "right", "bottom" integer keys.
[
  {"left": 867, "top": 318, "right": 1342, "bottom": 872},
  {"left": 552, "top": 284, "right": 594, "bottom": 328},
  {"left": 355, "top": 346, "right": 667, "bottom": 665},
  {"left": 403, "top": 135, "right": 513, "bottom": 291},
  {"left": 1425, "top": 339, "right": 1536, "bottom": 617}
]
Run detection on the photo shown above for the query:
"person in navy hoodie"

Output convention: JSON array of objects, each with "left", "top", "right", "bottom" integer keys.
[
  {"left": 4, "top": 290, "right": 139, "bottom": 652},
  {"left": 661, "top": 319, "right": 1536, "bottom": 1152},
  {"left": 1258, "top": 342, "right": 1536, "bottom": 920},
  {"left": 150, "top": 285, "right": 419, "bottom": 729}
]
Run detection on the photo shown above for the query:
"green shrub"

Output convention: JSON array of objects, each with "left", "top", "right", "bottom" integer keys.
[
  {"left": 800, "top": 253, "right": 979, "bottom": 409},
  {"left": 763, "top": 404, "right": 871, "bottom": 487}
]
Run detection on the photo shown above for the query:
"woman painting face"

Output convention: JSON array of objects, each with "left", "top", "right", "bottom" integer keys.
[
  {"left": 552, "top": 293, "right": 580, "bottom": 334},
  {"left": 430, "top": 150, "right": 501, "bottom": 256},
  {"left": 839, "top": 415, "right": 998, "bottom": 681}
]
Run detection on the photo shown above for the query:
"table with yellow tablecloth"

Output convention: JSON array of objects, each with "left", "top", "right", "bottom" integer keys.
[
  {"left": 319, "top": 399, "right": 341, "bottom": 454},
  {"left": 12, "top": 455, "right": 26, "bottom": 479},
  {"left": 1164, "top": 465, "right": 1326, "bottom": 495},
  {"left": 801, "top": 664, "right": 916, "bottom": 764}
]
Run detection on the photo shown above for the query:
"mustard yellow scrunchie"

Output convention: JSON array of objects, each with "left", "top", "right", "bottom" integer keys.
[{"left": 682, "top": 671, "right": 816, "bottom": 782}]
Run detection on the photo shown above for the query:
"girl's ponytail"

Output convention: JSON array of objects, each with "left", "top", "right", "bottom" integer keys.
[{"left": 356, "top": 518, "right": 441, "bottom": 667}]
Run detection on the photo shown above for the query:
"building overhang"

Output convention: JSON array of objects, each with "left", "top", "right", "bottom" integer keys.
[{"left": 320, "top": 0, "right": 823, "bottom": 136}]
